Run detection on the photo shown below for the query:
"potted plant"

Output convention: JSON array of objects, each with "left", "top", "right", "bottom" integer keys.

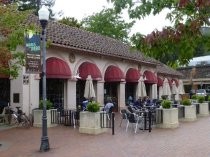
[
  {"left": 181, "top": 99, "right": 197, "bottom": 121},
  {"left": 191, "top": 95, "right": 198, "bottom": 103},
  {"left": 158, "top": 100, "right": 179, "bottom": 128},
  {"left": 33, "top": 99, "right": 57, "bottom": 127},
  {"left": 197, "top": 96, "right": 209, "bottom": 116},
  {"left": 79, "top": 101, "right": 107, "bottom": 135}
]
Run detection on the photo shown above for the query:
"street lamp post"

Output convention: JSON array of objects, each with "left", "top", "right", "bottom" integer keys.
[{"left": 38, "top": 5, "right": 50, "bottom": 152}]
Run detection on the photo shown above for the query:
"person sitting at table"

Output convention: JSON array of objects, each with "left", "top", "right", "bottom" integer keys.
[
  {"left": 133, "top": 97, "right": 143, "bottom": 109},
  {"left": 82, "top": 97, "right": 89, "bottom": 111},
  {"left": 104, "top": 100, "right": 114, "bottom": 113}
]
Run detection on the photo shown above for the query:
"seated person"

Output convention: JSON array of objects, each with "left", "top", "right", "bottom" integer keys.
[
  {"left": 133, "top": 97, "right": 143, "bottom": 109},
  {"left": 104, "top": 100, "right": 114, "bottom": 113},
  {"left": 127, "top": 96, "right": 134, "bottom": 106},
  {"left": 82, "top": 98, "right": 89, "bottom": 111}
]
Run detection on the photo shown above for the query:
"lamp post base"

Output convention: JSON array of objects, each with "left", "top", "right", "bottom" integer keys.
[{"left": 40, "top": 136, "right": 50, "bottom": 152}]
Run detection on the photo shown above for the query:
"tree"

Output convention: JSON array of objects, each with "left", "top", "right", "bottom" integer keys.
[
  {"left": 17, "top": 0, "right": 58, "bottom": 19},
  {"left": 58, "top": 17, "right": 83, "bottom": 28},
  {"left": 0, "top": 3, "right": 32, "bottom": 78},
  {"left": 109, "top": 0, "right": 210, "bottom": 67},
  {"left": 82, "top": 8, "right": 135, "bottom": 43}
]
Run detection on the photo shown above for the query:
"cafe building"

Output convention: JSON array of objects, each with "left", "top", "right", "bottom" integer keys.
[{"left": 1, "top": 15, "right": 182, "bottom": 115}]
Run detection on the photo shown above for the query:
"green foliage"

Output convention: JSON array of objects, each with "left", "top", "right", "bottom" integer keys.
[
  {"left": 161, "top": 95, "right": 168, "bottom": 100},
  {"left": 110, "top": 0, "right": 210, "bottom": 67},
  {"left": 39, "top": 99, "right": 53, "bottom": 110},
  {"left": 181, "top": 99, "right": 191, "bottom": 106},
  {"left": 191, "top": 95, "right": 197, "bottom": 100},
  {"left": 82, "top": 8, "right": 135, "bottom": 43},
  {"left": 0, "top": 3, "right": 32, "bottom": 78},
  {"left": 197, "top": 96, "right": 205, "bottom": 103},
  {"left": 161, "top": 100, "right": 171, "bottom": 109},
  {"left": 59, "top": 17, "right": 82, "bottom": 28},
  {"left": 87, "top": 101, "right": 100, "bottom": 112}
]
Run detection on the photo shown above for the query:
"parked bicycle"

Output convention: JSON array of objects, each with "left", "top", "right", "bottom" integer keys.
[{"left": 10, "top": 107, "right": 31, "bottom": 128}]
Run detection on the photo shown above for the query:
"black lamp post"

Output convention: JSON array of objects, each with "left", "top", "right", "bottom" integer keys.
[{"left": 38, "top": 5, "right": 50, "bottom": 152}]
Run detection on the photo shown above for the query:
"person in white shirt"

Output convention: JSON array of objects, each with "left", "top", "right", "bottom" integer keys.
[{"left": 104, "top": 100, "right": 114, "bottom": 113}]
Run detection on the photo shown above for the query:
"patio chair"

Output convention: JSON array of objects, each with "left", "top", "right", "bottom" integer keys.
[
  {"left": 126, "top": 113, "right": 143, "bottom": 133},
  {"left": 0, "top": 107, "right": 6, "bottom": 123},
  {"left": 119, "top": 109, "right": 128, "bottom": 127}
]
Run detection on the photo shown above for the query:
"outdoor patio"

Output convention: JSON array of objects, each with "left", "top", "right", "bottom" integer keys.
[{"left": 0, "top": 113, "right": 210, "bottom": 157}]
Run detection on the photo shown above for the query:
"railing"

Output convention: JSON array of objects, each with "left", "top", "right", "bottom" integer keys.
[
  {"left": 100, "top": 112, "right": 115, "bottom": 135},
  {"left": 51, "top": 109, "right": 79, "bottom": 128}
]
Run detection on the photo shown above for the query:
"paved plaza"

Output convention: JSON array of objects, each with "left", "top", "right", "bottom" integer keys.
[{"left": 0, "top": 114, "right": 210, "bottom": 157}]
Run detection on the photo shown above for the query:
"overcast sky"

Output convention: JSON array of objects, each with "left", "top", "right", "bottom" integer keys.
[{"left": 53, "top": 0, "right": 172, "bottom": 35}]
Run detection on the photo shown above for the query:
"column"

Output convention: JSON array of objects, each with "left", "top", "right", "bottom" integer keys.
[
  {"left": 152, "top": 84, "right": 157, "bottom": 99},
  {"left": 67, "top": 78, "right": 77, "bottom": 109},
  {"left": 96, "top": 80, "right": 104, "bottom": 106},
  {"left": 118, "top": 81, "right": 126, "bottom": 110}
]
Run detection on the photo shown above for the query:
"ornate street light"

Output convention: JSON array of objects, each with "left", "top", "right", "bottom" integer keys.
[{"left": 38, "top": 5, "right": 50, "bottom": 152}]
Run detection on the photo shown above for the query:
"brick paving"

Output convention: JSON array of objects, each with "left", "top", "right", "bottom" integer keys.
[{"left": 0, "top": 114, "right": 210, "bottom": 157}]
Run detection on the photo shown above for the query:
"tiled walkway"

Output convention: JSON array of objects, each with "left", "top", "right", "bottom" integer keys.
[{"left": 0, "top": 114, "right": 210, "bottom": 157}]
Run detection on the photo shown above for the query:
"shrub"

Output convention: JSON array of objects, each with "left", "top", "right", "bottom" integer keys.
[
  {"left": 161, "top": 95, "right": 167, "bottom": 100},
  {"left": 197, "top": 96, "right": 205, "bottom": 103},
  {"left": 161, "top": 100, "right": 171, "bottom": 109},
  {"left": 39, "top": 99, "right": 53, "bottom": 110},
  {"left": 191, "top": 95, "right": 197, "bottom": 100},
  {"left": 208, "top": 96, "right": 210, "bottom": 102},
  {"left": 181, "top": 99, "right": 191, "bottom": 106},
  {"left": 87, "top": 101, "right": 100, "bottom": 112}
]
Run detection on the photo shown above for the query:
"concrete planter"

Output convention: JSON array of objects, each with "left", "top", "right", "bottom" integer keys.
[
  {"left": 79, "top": 111, "right": 107, "bottom": 135},
  {"left": 182, "top": 105, "right": 197, "bottom": 122},
  {"left": 198, "top": 102, "right": 209, "bottom": 116},
  {"left": 33, "top": 109, "right": 57, "bottom": 127},
  {"left": 157, "top": 108, "right": 179, "bottom": 129}
]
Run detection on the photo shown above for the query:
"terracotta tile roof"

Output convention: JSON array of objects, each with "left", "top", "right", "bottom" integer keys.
[
  {"left": 157, "top": 63, "right": 183, "bottom": 77},
  {"left": 25, "top": 15, "right": 182, "bottom": 77}
]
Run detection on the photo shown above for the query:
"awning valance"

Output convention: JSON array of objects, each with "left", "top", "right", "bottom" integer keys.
[
  {"left": 46, "top": 57, "right": 71, "bottom": 79},
  {"left": 144, "top": 70, "right": 157, "bottom": 84},
  {"left": 126, "top": 68, "right": 141, "bottom": 82},
  {"left": 78, "top": 62, "right": 102, "bottom": 80},
  {"left": 105, "top": 65, "right": 125, "bottom": 82}
]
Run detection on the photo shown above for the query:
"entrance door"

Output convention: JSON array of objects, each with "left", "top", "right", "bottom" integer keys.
[{"left": 40, "top": 79, "right": 64, "bottom": 110}]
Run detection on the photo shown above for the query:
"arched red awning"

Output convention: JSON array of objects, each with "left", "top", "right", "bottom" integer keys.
[
  {"left": 144, "top": 70, "right": 157, "bottom": 84},
  {"left": 105, "top": 65, "right": 125, "bottom": 82},
  {"left": 172, "top": 79, "right": 179, "bottom": 87},
  {"left": 78, "top": 62, "right": 102, "bottom": 80},
  {"left": 126, "top": 68, "right": 141, "bottom": 82},
  {"left": 46, "top": 57, "right": 71, "bottom": 79},
  {"left": 157, "top": 77, "right": 163, "bottom": 86}
]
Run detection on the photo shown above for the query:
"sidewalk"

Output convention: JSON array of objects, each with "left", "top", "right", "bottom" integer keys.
[{"left": 0, "top": 115, "right": 210, "bottom": 157}]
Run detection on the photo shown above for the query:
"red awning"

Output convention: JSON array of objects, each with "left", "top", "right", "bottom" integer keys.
[
  {"left": 144, "top": 71, "right": 157, "bottom": 84},
  {"left": 105, "top": 65, "right": 125, "bottom": 82},
  {"left": 126, "top": 68, "right": 141, "bottom": 82},
  {"left": 46, "top": 57, "right": 71, "bottom": 79},
  {"left": 157, "top": 77, "right": 163, "bottom": 86},
  {"left": 78, "top": 62, "right": 102, "bottom": 80},
  {"left": 172, "top": 79, "right": 179, "bottom": 87}
]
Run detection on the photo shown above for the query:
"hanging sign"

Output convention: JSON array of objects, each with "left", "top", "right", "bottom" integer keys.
[{"left": 25, "top": 30, "right": 41, "bottom": 74}]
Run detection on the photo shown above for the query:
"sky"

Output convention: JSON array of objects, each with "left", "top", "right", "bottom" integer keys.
[{"left": 53, "top": 0, "right": 172, "bottom": 35}]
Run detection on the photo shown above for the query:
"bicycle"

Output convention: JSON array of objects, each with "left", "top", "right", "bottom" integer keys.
[{"left": 10, "top": 107, "right": 31, "bottom": 128}]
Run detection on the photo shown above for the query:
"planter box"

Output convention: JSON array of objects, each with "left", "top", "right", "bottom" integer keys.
[
  {"left": 157, "top": 108, "right": 179, "bottom": 129},
  {"left": 181, "top": 105, "right": 197, "bottom": 122},
  {"left": 198, "top": 102, "right": 209, "bottom": 117},
  {"left": 79, "top": 111, "right": 107, "bottom": 135},
  {"left": 33, "top": 109, "right": 57, "bottom": 127}
]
